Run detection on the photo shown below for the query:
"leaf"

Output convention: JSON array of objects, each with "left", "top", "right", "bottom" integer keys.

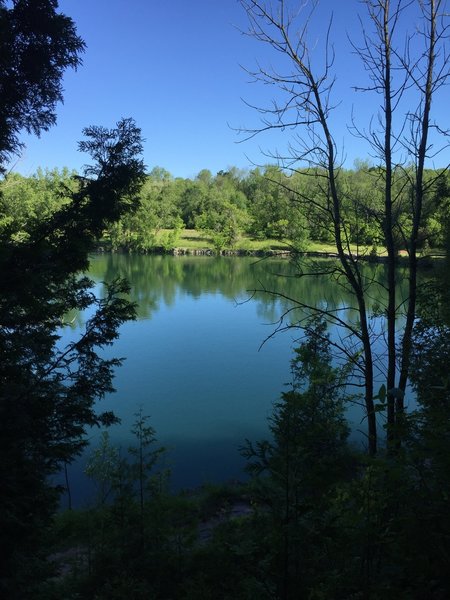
[{"left": 377, "top": 384, "right": 387, "bottom": 403}]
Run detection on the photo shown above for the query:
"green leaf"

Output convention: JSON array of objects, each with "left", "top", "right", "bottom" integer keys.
[{"left": 377, "top": 384, "right": 387, "bottom": 403}]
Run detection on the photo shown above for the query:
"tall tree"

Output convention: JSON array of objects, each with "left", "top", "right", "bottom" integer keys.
[
  {"left": 242, "top": 317, "right": 351, "bottom": 599},
  {"left": 351, "top": 0, "right": 449, "bottom": 446},
  {"left": 0, "top": 118, "right": 145, "bottom": 599},
  {"left": 239, "top": 0, "right": 449, "bottom": 453},
  {"left": 0, "top": 0, "right": 85, "bottom": 171},
  {"left": 0, "top": 3, "right": 146, "bottom": 597}
]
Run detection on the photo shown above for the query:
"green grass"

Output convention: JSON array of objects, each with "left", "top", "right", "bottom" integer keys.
[
  {"left": 157, "top": 229, "right": 382, "bottom": 255},
  {"left": 100, "top": 229, "right": 444, "bottom": 259},
  {"left": 152, "top": 229, "right": 289, "bottom": 252},
  {"left": 306, "top": 240, "right": 384, "bottom": 255}
]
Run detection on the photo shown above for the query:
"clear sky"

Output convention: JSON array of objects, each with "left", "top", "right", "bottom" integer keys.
[{"left": 13, "top": 0, "right": 450, "bottom": 178}]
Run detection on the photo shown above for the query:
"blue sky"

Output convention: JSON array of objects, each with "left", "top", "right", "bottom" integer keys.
[{"left": 13, "top": 0, "right": 450, "bottom": 178}]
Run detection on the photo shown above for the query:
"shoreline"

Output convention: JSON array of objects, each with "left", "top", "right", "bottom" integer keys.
[{"left": 94, "top": 243, "right": 446, "bottom": 264}]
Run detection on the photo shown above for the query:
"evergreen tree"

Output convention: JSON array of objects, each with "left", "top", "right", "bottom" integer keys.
[
  {"left": 0, "top": 118, "right": 145, "bottom": 598},
  {"left": 242, "top": 317, "right": 351, "bottom": 599},
  {"left": 0, "top": 0, "right": 85, "bottom": 170},
  {"left": 0, "top": 3, "right": 146, "bottom": 596}
]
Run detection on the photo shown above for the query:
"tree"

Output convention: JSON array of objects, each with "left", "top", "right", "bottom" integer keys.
[
  {"left": 179, "top": 177, "right": 210, "bottom": 228},
  {"left": 128, "top": 408, "right": 167, "bottom": 544},
  {"left": 0, "top": 4, "right": 146, "bottom": 597},
  {"left": 239, "top": 0, "right": 449, "bottom": 453},
  {"left": 242, "top": 317, "right": 351, "bottom": 599},
  {"left": 0, "top": 118, "right": 145, "bottom": 598},
  {"left": 0, "top": 0, "right": 85, "bottom": 171},
  {"left": 0, "top": 168, "right": 78, "bottom": 243},
  {"left": 244, "top": 166, "right": 309, "bottom": 247},
  {"left": 195, "top": 173, "right": 250, "bottom": 251}
]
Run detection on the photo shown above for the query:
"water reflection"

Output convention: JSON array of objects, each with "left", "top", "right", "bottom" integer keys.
[
  {"left": 87, "top": 253, "right": 411, "bottom": 324},
  {"left": 62, "top": 254, "right": 427, "bottom": 506}
]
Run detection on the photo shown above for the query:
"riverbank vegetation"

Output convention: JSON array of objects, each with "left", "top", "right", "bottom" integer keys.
[{"left": 2, "top": 163, "right": 449, "bottom": 256}]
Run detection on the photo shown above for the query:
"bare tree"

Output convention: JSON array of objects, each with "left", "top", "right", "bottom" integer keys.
[
  {"left": 239, "top": 0, "right": 449, "bottom": 453},
  {"left": 351, "top": 0, "right": 450, "bottom": 446}
]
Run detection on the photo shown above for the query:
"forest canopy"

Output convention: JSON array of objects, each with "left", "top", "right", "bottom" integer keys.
[{"left": 2, "top": 163, "right": 450, "bottom": 254}]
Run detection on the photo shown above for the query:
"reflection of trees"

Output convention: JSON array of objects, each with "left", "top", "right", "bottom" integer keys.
[
  {"left": 86, "top": 254, "right": 413, "bottom": 326},
  {"left": 252, "top": 259, "right": 411, "bottom": 327},
  {"left": 89, "top": 254, "right": 166, "bottom": 319}
]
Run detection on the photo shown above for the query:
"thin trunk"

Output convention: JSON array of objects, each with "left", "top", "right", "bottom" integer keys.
[
  {"left": 64, "top": 461, "right": 72, "bottom": 511},
  {"left": 331, "top": 169, "right": 376, "bottom": 455},
  {"left": 276, "top": 2, "right": 377, "bottom": 454},
  {"left": 382, "top": 0, "right": 398, "bottom": 449},
  {"left": 399, "top": 0, "right": 436, "bottom": 405},
  {"left": 316, "top": 90, "right": 377, "bottom": 454},
  {"left": 282, "top": 426, "right": 290, "bottom": 600}
]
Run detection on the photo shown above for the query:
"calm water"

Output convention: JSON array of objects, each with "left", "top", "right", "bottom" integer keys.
[{"left": 61, "top": 253, "right": 411, "bottom": 507}]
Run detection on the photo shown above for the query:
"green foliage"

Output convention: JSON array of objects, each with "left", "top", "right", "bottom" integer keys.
[
  {"left": 243, "top": 166, "right": 308, "bottom": 244},
  {"left": 0, "top": 118, "right": 145, "bottom": 597},
  {"left": 43, "top": 289, "right": 450, "bottom": 598},
  {"left": 53, "top": 418, "right": 200, "bottom": 599},
  {"left": 193, "top": 170, "right": 250, "bottom": 251},
  {"left": 179, "top": 177, "right": 210, "bottom": 228},
  {"left": 86, "top": 410, "right": 169, "bottom": 509},
  {"left": 4, "top": 162, "right": 450, "bottom": 254},
  {"left": 1, "top": 3, "right": 449, "bottom": 595},
  {"left": 0, "top": 0, "right": 85, "bottom": 170},
  {"left": 158, "top": 216, "right": 185, "bottom": 251},
  {"left": 104, "top": 168, "right": 186, "bottom": 251},
  {"left": 0, "top": 168, "right": 77, "bottom": 242},
  {"left": 241, "top": 317, "right": 353, "bottom": 598},
  {"left": 230, "top": 306, "right": 450, "bottom": 598},
  {"left": 128, "top": 408, "right": 168, "bottom": 509},
  {"left": 85, "top": 431, "right": 123, "bottom": 506}
]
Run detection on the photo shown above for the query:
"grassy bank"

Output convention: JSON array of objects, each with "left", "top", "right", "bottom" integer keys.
[
  {"left": 101, "top": 229, "right": 445, "bottom": 260},
  {"left": 154, "top": 228, "right": 378, "bottom": 256}
]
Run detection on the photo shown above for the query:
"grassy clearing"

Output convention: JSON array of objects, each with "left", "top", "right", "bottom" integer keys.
[
  {"left": 101, "top": 228, "right": 444, "bottom": 259},
  {"left": 152, "top": 228, "right": 289, "bottom": 251},
  {"left": 158, "top": 229, "right": 381, "bottom": 255}
]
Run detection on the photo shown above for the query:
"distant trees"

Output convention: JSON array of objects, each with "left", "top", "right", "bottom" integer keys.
[
  {"left": 3, "top": 151, "right": 450, "bottom": 256},
  {"left": 193, "top": 170, "right": 249, "bottom": 251},
  {"left": 0, "top": 168, "right": 76, "bottom": 241},
  {"left": 3, "top": 161, "right": 450, "bottom": 255},
  {"left": 242, "top": 166, "right": 307, "bottom": 245},
  {"left": 12, "top": 163, "right": 448, "bottom": 254}
]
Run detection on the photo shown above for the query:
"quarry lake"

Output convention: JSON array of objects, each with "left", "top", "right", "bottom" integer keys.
[{"left": 60, "top": 253, "right": 410, "bottom": 507}]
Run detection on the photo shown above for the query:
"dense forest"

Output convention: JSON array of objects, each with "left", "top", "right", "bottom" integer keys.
[
  {"left": 2, "top": 163, "right": 450, "bottom": 254},
  {"left": 1, "top": 0, "right": 450, "bottom": 599}
]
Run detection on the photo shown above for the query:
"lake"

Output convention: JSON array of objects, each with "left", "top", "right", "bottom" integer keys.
[{"left": 60, "top": 253, "right": 411, "bottom": 507}]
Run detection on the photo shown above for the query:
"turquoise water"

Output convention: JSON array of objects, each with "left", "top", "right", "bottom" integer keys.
[{"left": 60, "top": 254, "right": 409, "bottom": 507}]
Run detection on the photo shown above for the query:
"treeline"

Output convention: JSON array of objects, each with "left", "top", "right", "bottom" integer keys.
[{"left": 2, "top": 163, "right": 450, "bottom": 252}]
